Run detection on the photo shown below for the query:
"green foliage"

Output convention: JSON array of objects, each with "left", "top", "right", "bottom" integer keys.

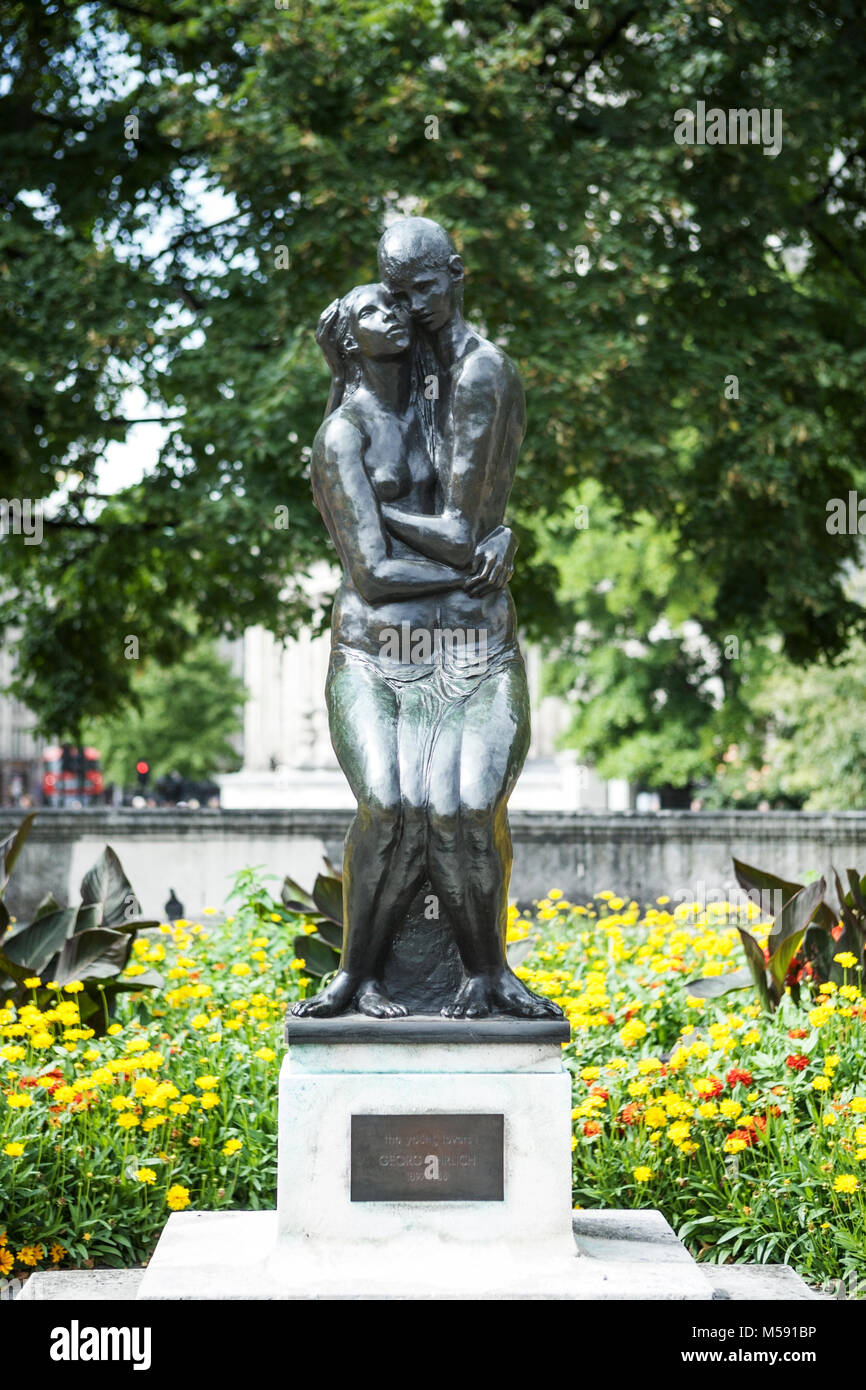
[
  {"left": 687, "top": 857, "right": 866, "bottom": 1011},
  {"left": 2, "top": 1, "right": 866, "bottom": 755},
  {"left": 82, "top": 637, "right": 246, "bottom": 787},
  {"left": 0, "top": 818, "right": 161, "bottom": 1033}
]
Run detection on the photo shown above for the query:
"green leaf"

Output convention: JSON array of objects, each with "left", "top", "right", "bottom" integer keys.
[
  {"left": 79, "top": 846, "right": 139, "bottom": 928},
  {"left": 767, "top": 876, "right": 826, "bottom": 957},
  {"left": 292, "top": 933, "right": 340, "bottom": 977},
  {"left": 311, "top": 874, "right": 343, "bottom": 926},
  {"left": 737, "top": 928, "right": 774, "bottom": 1010},
  {"left": 313, "top": 918, "right": 343, "bottom": 951},
  {"left": 682, "top": 966, "right": 753, "bottom": 999},
  {"left": 281, "top": 875, "right": 318, "bottom": 914},
  {"left": 767, "top": 928, "right": 807, "bottom": 989},
  {"left": 2, "top": 907, "right": 78, "bottom": 975},
  {"left": 732, "top": 858, "right": 802, "bottom": 917},
  {"left": 0, "top": 810, "right": 36, "bottom": 897},
  {"left": 51, "top": 927, "right": 134, "bottom": 985}
]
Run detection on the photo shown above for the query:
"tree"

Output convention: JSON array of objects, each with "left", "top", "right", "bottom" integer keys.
[
  {"left": 81, "top": 637, "right": 246, "bottom": 788},
  {"left": 2, "top": 0, "right": 865, "bottom": 778}
]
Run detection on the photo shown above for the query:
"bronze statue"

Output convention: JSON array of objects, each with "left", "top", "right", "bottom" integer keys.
[{"left": 292, "top": 218, "right": 562, "bottom": 1021}]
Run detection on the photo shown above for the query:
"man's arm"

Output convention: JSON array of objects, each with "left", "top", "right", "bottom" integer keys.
[{"left": 382, "top": 348, "right": 517, "bottom": 565}]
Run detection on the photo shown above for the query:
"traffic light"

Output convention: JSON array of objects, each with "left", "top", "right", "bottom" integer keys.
[{"left": 136, "top": 760, "right": 150, "bottom": 787}]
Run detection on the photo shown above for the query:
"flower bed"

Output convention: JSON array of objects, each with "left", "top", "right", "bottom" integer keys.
[{"left": 1, "top": 877, "right": 864, "bottom": 1289}]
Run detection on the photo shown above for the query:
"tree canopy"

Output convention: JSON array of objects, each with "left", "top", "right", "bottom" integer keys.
[{"left": 2, "top": 0, "right": 865, "bottom": 790}]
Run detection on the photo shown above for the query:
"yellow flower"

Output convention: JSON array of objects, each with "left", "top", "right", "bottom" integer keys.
[
  {"left": 0, "top": 1250, "right": 12, "bottom": 1276},
  {"left": 833, "top": 1174, "right": 858, "bottom": 1194},
  {"left": 53, "top": 1085, "right": 76, "bottom": 1104},
  {"left": 107, "top": 1024, "right": 123, "bottom": 1036},
  {"left": 23, "top": 977, "right": 41, "bottom": 989},
  {"left": 632, "top": 1166, "right": 653, "bottom": 1183},
  {"left": 50, "top": 1242, "right": 65, "bottom": 1264},
  {"left": 16, "top": 1243, "right": 45, "bottom": 1266},
  {"left": 719, "top": 1099, "right": 742, "bottom": 1120},
  {"left": 166, "top": 1184, "right": 191, "bottom": 1211},
  {"left": 6, "top": 1093, "right": 33, "bottom": 1108},
  {"left": 669, "top": 1121, "right": 691, "bottom": 1146},
  {"left": 30, "top": 1032, "right": 54, "bottom": 1049},
  {"left": 850, "top": 1098, "right": 866, "bottom": 1114},
  {"left": 223, "top": 1138, "right": 243, "bottom": 1156},
  {"left": 3, "top": 1141, "right": 24, "bottom": 1157},
  {"left": 812, "top": 1076, "right": 831, "bottom": 1092},
  {"left": 135, "top": 1167, "right": 157, "bottom": 1184},
  {"left": 63, "top": 981, "right": 84, "bottom": 993},
  {"left": 195, "top": 1074, "right": 219, "bottom": 1090},
  {"left": 200, "top": 1093, "right": 219, "bottom": 1109},
  {"left": 697, "top": 1102, "right": 718, "bottom": 1119},
  {"left": 822, "top": 1113, "right": 837, "bottom": 1127},
  {"left": 724, "top": 1136, "right": 747, "bottom": 1155},
  {"left": 580, "top": 1066, "right": 601, "bottom": 1081},
  {"left": 110, "top": 1095, "right": 135, "bottom": 1111},
  {"left": 142, "top": 1117, "right": 163, "bottom": 1132},
  {"left": 116, "top": 1112, "right": 139, "bottom": 1129},
  {"left": 833, "top": 952, "right": 859, "bottom": 969},
  {"left": 254, "top": 1047, "right": 275, "bottom": 1062}
]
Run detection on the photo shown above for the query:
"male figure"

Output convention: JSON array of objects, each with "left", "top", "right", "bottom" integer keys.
[{"left": 377, "top": 218, "right": 561, "bottom": 1020}]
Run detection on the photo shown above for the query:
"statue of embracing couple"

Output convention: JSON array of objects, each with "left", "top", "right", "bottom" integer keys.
[{"left": 292, "top": 217, "right": 562, "bottom": 1023}]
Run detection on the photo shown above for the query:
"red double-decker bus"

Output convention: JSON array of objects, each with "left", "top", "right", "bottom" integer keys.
[{"left": 41, "top": 745, "right": 104, "bottom": 806}]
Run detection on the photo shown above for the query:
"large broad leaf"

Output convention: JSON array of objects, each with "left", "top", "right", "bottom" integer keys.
[
  {"left": 803, "top": 921, "right": 833, "bottom": 981},
  {"left": 0, "top": 946, "right": 31, "bottom": 990},
  {"left": 73, "top": 904, "right": 101, "bottom": 936},
  {"left": 2, "top": 907, "right": 77, "bottom": 974},
  {"left": 845, "top": 870, "right": 866, "bottom": 916},
  {"left": 737, "top": 927, "right": 775, "bottom": 1010},
  {"left": 104, "top": 968, "right": 165, "bottom": 992},
  {"left": 322, "top": 856, "right": 343, "bottom": 882},
  {"left": 79, "top": 846, "right": 139, "bottom": 928},
  {"left": 312, "top": 873, "right": 343, "bottom": 925},
  {"left": 51, "top": 926, "right": 134, "bottom": 985},
  {"left": 768, "top": 876, "right": 826, "bottom": 956},
  {"left": 293, "top": 933, "right": 340, "bottom": 977},
  {"left": 33, "top": 892, "right": 63, "bottom": 921},
  {"left": 314, "top": 918, "right": 343, "bottom": 950},
  {"left": 0, "top": 810, "right": 36, "bottom": 898},
  {"left": 683, "top": 967, "right": 754, "bottom": 999},
  {"left": 768, "top": 928, "right": 807, "bottom": 990},
  {"left": 281, "top": 875, "right": 318, "bottom": 914},
  {"left": 732, "top": 857, "right": 803, "bottom": 918}
]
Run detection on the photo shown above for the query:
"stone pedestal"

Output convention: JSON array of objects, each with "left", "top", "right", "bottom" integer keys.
[{"left": 136, "top": 1015, "right": 713, "bottom": 1299}]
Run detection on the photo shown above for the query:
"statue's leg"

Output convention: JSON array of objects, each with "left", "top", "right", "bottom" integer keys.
[
  {"left": 427, "top": 661, "right": 563, "bottom": 1019},
  {"left": 292, "top": 656, "right": 425, "bottom": 1018}
]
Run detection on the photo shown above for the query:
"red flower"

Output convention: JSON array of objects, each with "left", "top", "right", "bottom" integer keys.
[
  {"left": 729, "top": 1126, "right": 759, "bottom": 1148},
  {"left": 696, "top": 1077, "right": 723, "bottom": 1099},
  {"left": 788, "top": 1028, "right": 808, "bottom": 1039},
  {"left": 832, "top": 923, "right": 844, "bottom": 941},
  {"left": 726, "top": 1068, "right": 753, "bottom": 1089},
  {"left": 589, "top": 1086, "right": 610, "bottom": 1101},
  {"left": 786, "top": 1053, "right": 809, "bottom": 1071},
  {"left": 618, "top": 1103, "right": 641, "bottom": 1127},
  {"left": 582, "top": 1121, "right": 601, "bottom": 1137}
]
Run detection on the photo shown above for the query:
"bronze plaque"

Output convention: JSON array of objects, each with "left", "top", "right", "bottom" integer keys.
[{"left": 351, "top": 1113, "right": 504, "bottom": 1201}]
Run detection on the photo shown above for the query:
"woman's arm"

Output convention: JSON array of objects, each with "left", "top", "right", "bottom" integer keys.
[{"left": 312, "top": 415, "right": 467, "bottom": 605}]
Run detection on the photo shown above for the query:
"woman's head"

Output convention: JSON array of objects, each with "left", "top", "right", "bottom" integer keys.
[{"left": 316, "top": 283, "right": 411, "bottom": 417}]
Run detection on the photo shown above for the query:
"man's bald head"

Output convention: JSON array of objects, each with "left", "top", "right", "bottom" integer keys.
[{"left": 377, "top": 218, "right": 464, "bottom": 329}]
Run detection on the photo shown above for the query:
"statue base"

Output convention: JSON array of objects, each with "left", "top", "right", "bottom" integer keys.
[{"left": 136, "top": 1017, "right": 712, "bottom": 1299}]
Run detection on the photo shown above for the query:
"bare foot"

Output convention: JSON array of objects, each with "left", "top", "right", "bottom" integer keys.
[
  {"left": 291, "top": 970, "right": 358, "bottom": 1017},
  {"left": 357, "top": 980, "right": 408, "bottom": 1019},
  {"left": 442, "top": 969, "right": 563, "bottom": 1020}
]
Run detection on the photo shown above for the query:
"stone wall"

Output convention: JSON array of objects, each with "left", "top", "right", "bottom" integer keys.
[{"left": 3, "top": 808, "right": 866, "bottom": 923}]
